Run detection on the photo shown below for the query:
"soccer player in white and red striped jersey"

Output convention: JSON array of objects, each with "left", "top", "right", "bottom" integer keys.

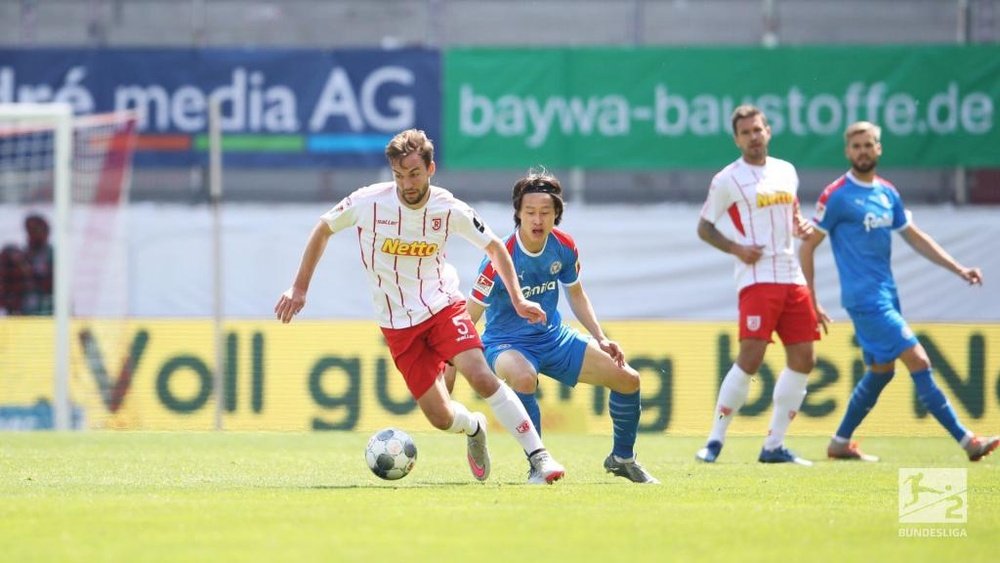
[
  {"left": 275, "top": 129, "right": 565, "bottom": 484},
  {"left": 694, "top": 105, "right": 819, "bottom": 466}
]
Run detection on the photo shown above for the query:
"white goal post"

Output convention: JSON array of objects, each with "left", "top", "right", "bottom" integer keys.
[{"left": 0, "top": 103, "right": 138, "bottom": 430}]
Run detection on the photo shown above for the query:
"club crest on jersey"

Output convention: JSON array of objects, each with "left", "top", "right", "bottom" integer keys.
[
  {"left": 549, "top": 261, "right": 562, "bottom": 275},
  {"left": 473, "top": 273, "right": 494, "bottom": 296},
  {"left": 332, "top": 196, "right": 352, "bottom": 213},
  {"left": 381, "top": 238, "right": 439, "bottom": 257},
  {"left": 432, "top": 218, "right": 442, "bottom": 231},
  {"left": 746, "top": 315, "right": 761, "bottom": 331}
]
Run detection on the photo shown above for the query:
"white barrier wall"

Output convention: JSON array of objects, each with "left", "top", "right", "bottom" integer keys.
[{"left": 1, "top": 202, "right": 996, "bottom": 321}]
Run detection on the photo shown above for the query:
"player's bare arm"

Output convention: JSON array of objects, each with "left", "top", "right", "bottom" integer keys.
[
  {"left": 697, "top": 218, "right": 764, "bottom": 265},
  {"left": 565, "top": 282, "right": 624, "bottom": 366},
  {"left": 899, "top": 224, "right": 984, "bottom": 286},
  {"left": 483, "top": 238, "right": 547, "bottom": 325},
  {"left": 798, "top": 229, "right": 831, "bottom": 334},
  {"left": 275, "top": 221, "right": 333, "bottom": 323}
]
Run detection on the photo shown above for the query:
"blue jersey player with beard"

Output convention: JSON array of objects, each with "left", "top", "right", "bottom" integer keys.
[
  {"left": 445, "top": 171, "right": 659, "bottom": 484},
  {"left": 800, "top": 121, "right": 997, "bottom": 463}
]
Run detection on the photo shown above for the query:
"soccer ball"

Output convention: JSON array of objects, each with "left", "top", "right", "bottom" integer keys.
[{"left": 365, "top": 428, "right": 417, "bottom": 480}]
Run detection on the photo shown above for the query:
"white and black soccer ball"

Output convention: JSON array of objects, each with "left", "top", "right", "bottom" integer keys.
[{"left": 365, "top": 428, "right": 417, "bottom": 480}]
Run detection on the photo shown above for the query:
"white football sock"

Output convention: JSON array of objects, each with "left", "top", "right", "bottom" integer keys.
[
  {"left": 485, "top": 382, "right": 544, "bottom": 454},
  {"left": 763, "top": 367, "right": 809, "bottom": 450},
  {"left": 445, "top": 400, "right": 477, "bottom": 435},
  {"left": 708, "top": 364, "right": 752, "bottom": 444}
]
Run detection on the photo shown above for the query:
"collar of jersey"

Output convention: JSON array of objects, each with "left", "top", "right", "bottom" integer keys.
[{"left": 515, "top": 230, "right": 548, "bottom": 257}]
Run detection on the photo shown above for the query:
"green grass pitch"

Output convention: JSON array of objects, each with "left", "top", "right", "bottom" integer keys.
[{"left": 1, "top": 432, "right": 996, "bottom": 562}]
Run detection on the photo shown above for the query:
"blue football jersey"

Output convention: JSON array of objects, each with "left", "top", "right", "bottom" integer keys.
[
  {"left": 812, "top": 172, "right": 910, "bottom": 311},
  {"left": 470, "top": 228, "right": 581, "bottom": 346}
]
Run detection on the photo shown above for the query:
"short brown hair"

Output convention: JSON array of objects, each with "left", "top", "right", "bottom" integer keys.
[
  {"left": 730, "top": 104, "right": 768, "bottom": 135},
  {"left": 385, "top": 129, "right": 434, "bottom": 168},
  {"left": 844, "top": 121, "right": 881, "bottom": 144},
  {"left": 511, "top": 170, "right": 564, "bottom": 227}
]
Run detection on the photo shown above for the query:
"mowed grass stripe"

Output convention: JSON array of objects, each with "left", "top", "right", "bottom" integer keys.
[{"left": 1, "top": 433, "right": 996, "bottom": 562}]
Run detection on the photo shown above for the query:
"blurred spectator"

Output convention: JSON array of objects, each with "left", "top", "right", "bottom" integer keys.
[
  {"left": 23, "top": 214, "right": 54, "bottom": 316},
  {"left": 0, "top": 244, "right": 31, "bottom": 315}
]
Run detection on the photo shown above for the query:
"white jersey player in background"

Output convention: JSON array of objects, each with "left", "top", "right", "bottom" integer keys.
[
  {"left": 275, "top": 129, "right": 566, "bottom": 484},
  {"left": 694, "top": 105, "right": 819, "bottom": 465}
]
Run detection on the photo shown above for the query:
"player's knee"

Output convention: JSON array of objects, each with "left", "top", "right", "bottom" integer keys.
[
  {"left": 610, "top": 368, "right": 640, "bottom": 394},
  {"left": 462, "top": 368, "right": 501, "bottom": 397},
  {"left": 506, "top": 375, "right": 536, "bottom": 394},
  {"left": 424, "top": 408, "right": 453, "bottom": 431}
]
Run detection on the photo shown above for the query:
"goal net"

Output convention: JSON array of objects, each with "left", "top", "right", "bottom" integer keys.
[{"left": 0, "top": 104, "right": 137, "bottom": 430}]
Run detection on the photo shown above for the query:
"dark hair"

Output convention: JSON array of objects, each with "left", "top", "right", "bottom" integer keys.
[
  {"left": 730, "top": 104, "right": 769, "bottom": 135},
  {"left": 24, "top": 214, "right": 49, "bottom": 234},
  {"left": 385, "top": 129, "right": 434, "bottom": 168},
  {"left": 511, "top": 171, "right": 564, "bottom": 227}
]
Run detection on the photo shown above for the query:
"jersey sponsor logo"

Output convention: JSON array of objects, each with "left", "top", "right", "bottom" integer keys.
[
  {"left": 376, "top": 219, "right": 399, "bottom": 226},
  {"left": 432, "top": 218, "right": 442, "bottom": 231},
  {"left": 756, "top": 191, "right": 795, "bottom": 208},
  {"left": 746, "top": 315, "right": 761, "bottom": 331},
  {"left": 863, "top": 212, "right": 893, "bottom": 232},
  {"left": 549, "top": 261, "right": 562, "bottom": 275},
  {"left": 380, "top": 238, "right": 440, "bottom": 256},
  {"left": 522, "top": 280, "right": 557, "bottom": 298},
  {"left": 473, "top": 273, "right": 494, "bottom": 296}
]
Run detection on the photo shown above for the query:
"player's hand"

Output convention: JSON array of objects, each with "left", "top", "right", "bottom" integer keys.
[
  {"left": 734, "top": 244, "right": 765, "bottom": 265},
  {"left": 793, "top": 214, "right": 814, "bottom": 239},
  {"left": 274, "top": 287, "right": 306, "bottom": 323},
  {"left": 959, "top": 267, "right": 983, "bottom": 286},
  {"left": 815, "top": 304, "right": 832, "bottom": 335},
  {"left": 514, "top": 299, "right": 547, "bottom": 325},
  {"left": 598, "top": 338, "right": 625, "bottom": 367}
]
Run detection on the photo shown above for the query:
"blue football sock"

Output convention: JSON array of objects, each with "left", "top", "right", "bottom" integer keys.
[
  {"left": 515, "top": 390, "right": 542, "bottom": 438},
  {"left": 835, "top": 370, "right": 894, "bottom": 440},
  {"left": 609, "top": 390, "right": 641, "bottom": 459},
  {"left": 911, "top": 368, "right": 968, "bottom": 442}
]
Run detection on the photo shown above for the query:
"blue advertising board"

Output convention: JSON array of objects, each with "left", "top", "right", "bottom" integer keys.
[{"left": 0, "top": 48, "right": 441, "bottom": 167}]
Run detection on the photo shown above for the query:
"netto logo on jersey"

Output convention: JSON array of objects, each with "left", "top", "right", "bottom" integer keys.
[
  {"left": 756, "top": 192, "right": 795, "bottom": 208},
  {"left": 380, "top": 238, "right": 440, "bottom": 257},
  {"left": 522, "top": 281, "right": 556, "bottom": 298}
]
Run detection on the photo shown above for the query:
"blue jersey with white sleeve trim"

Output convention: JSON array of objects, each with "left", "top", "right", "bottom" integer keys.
[
  {"left": 470, "top": 228, "right": 580, "bottom": 346},
  {"left": 811, "top": 171, "right": 910, "bottom": 311}
]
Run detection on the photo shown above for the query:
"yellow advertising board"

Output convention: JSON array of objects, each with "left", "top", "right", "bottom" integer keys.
[{"left": 2, "top": 318, "right": 998, "bottom": 436}]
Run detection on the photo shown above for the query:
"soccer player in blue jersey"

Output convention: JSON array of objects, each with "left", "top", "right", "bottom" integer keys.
[
  {"left": 799, "top": 121, "right": 998, "bottom": 462},
  {"left": 444, "top": 171, "right": 658, "bottom": 484}
]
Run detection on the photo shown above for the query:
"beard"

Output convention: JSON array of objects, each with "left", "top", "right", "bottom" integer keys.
[{"left": 851, "top": 157, "right": 878, "bottom": 174}]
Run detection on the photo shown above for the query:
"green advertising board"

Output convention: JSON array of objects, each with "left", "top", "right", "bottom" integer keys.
[{"left": 444, "top": 45, "right": 999, "bottom": 169}]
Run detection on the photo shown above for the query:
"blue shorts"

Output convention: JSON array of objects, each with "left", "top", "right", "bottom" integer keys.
[
  {"left": 483, "top": 324, "right": 590, "bottom": 387},
  {"left": 848, "top": 301, "right": 919, "bottom": 365}
]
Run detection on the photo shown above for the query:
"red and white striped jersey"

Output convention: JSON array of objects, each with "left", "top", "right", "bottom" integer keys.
[
  {"left": 320, "top": 182, "right": 495, "bottom": 328},
  {"left": 700, "top": 156, "right": 806, "bottom": 291}
]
